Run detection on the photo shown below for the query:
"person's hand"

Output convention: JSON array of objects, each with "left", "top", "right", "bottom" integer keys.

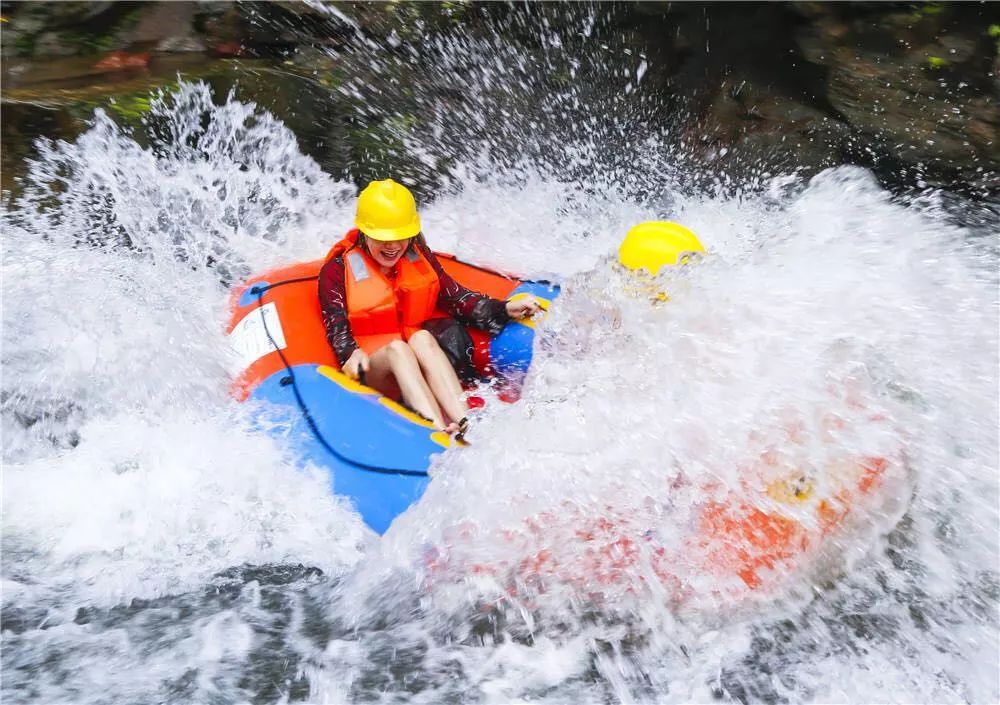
[
  {"left": 506, "top": 295, "right": 542, "bottom": 319},
  {"left": 343, "top": 349, "right": 370, "bottom": 381}
]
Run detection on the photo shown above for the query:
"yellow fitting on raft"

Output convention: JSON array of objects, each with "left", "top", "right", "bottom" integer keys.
[
  {"left": 430, "top": 431, "right": 467, "bottom": 449},
  {"left": 320, "top": 365, "right": 465, "bottom": 448},
  {"left": 378, "top": 397, "right": 436, "bottom": 428},
  {"left": 766, "top": 475, "right": 815, "bottom": 504},
  {"left": 507, "top": 292, "right": 552, "bottom": 329},
  {"left": 317, "top": 365, "right": 379, "bottom": 395}
]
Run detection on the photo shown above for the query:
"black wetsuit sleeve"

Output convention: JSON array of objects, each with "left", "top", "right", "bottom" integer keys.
[
  {"left": 418, "top": 239, "right": 512, "bottom": 335},
  {"left": 318, "top": 256, "right": 359, "bottom": 365}
]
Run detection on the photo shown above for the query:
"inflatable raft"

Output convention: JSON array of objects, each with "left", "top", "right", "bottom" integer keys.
[
  {"left": 227, "top": 250, "right": 558, "bottom": 533},
  {"left": 423, "top": 405, "right": 908, "bottom": 608}
]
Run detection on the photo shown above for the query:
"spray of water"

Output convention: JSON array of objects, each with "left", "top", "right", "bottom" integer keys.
[{"left": 3, "top": 8, "right": 998, "bottom": 703}]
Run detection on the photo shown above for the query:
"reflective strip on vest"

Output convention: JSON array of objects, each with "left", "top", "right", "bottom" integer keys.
[{"left": 346, "top": 251, "right": 370, "bottom": 282}]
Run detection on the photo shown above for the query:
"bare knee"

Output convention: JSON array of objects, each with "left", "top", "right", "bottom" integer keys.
[
  {"left": 386, "top": 339, "right": 416, "bottom": 361},
  {"left": 407, "top": 329, "right": 439, "bottom": 356}
]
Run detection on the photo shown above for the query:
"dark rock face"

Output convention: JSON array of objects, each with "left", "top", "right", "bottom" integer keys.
[
  {"left": 1, "top": 1, "right": 996, "bottom": 197},
  {"left": 788, "top": 2, "right": 999, "bottom": 192},
  {"left": 119, "top": 2, "right": 204, "bottom": 53},
  {"left": 635, "top": 2, "right": 998, "bottom": 193},
  {"left": 1, "top": 2, "right": 139, "bottom": 59}
]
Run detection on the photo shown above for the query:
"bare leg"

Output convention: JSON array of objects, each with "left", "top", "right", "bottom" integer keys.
[
  {"left": 407, "top": 330, "right": 469, "bottom": 427},
  {"left": 366, "top": 340, "right": 447, "bottom": 429}
]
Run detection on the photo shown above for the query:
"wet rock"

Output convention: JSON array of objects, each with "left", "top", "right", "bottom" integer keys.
[
  {"left": 640, "top": 3, "right": 847, "bottom": 181},
  {"left": 792, "top": 3, "right": 1000, "bottom": 187},
  {"left": 1, "top": 1, "right": 137, "bottom": 59},
  {"left": 114, "top": 1, "right": 204, "bottom": 54},
  {"left": 93, "top": 50, "right": 152, "bottom": 71},
  {"left": 625, "top": 2, "right": 998, "bottom": 192},
  {"left": 827, "top": 61, "right": 998, "bottom": 173},
  {"left": 0, "top": 54, "right": 269, "bottom": 195},
  {"left": 208, "top": 41, "right": 244, "bottom": 58},
  {"left": 934, "top": 34, "right": 979, "bottom": 63},
  {"left": 193, "top": 3, "right": 248, "bottom": 56},
  {"left": 30, "top": 31, "right": 82, "bottom": 58},
  {"left": 2, "top": 1, "right": 996, "bottom": 197},
  {"left": 195, "top": 1, "right": 335, "bottom": 57},
  {"left": 155, "top": 35, "right": 207, "bottom": 54},
  {"left": 692, "top": 79, "right": 854, "bottom": 180},
  {"left": 9, "top": 1, "right": 117, "bottom": 30}
]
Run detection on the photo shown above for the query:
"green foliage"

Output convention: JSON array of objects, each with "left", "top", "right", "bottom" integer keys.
[
  {"left": 66, "top": 89, "right": 156, "bottom": 133},
  {"left": 14, "top": 32, "right": 36, "bottom": 56},
  {"left": 925, "top": 55, "right": 948, "bottom": 69},
  {"left": 10, "top": 3, "right": 144, "bottom": 58},
  {"left": 65, "top": 28, "right": 117, "bottom": 54},
  {"left": 105, "top": 93, "right": 154, "bottom": 124},
  {"left": 910, "top": 3, "right": 944, "bottom": 20},
  {"left": 382, "top": 0, "right": 469, "bottom": 31},
  {"left": 440, "top": 1, "right": 469, "bottom": 23},
  {"left": 384, "top": 114, "right": 417, "bottom": 135}
]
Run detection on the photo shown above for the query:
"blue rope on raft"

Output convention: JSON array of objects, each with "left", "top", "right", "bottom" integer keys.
[{"left": 251, "top": 279, "right": 431, "bottom": 478}]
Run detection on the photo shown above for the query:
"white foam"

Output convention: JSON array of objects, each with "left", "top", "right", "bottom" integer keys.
[{"left": 2, "top": 69, "right": 997, "bottom": 704}]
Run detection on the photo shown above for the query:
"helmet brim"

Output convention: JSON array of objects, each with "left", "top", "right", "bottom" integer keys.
[{"left": 357, "top": 218, "right": 421, "bottom": 242}]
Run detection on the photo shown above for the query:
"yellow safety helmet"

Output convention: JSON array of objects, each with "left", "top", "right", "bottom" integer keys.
[
  {"left": 355, "top": 178, "right": 422, "bottom": 241},
  {"left": 618, "top": 221, "right": 705, "bottom": 275}
]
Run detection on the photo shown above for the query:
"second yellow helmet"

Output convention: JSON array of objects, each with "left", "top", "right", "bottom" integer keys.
[
  {"left": 355, "top": 178, "right": 422, "bottom": 241},
  {"left": 618, "top": 221, "right": 705, "bottom": 275}
]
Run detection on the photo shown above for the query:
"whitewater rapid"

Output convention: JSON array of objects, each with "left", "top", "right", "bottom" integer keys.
[{"left": 2, "top": 79, "right": 997, "bottom": 704}]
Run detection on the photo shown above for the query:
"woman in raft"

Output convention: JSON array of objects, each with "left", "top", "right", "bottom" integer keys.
[{"left": 319, "top": 179, "right": 540, "bottom": 435}]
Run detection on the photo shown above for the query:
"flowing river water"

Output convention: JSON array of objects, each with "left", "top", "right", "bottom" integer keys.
[{"left": 2, "top": 9, "right": 998, "bottom": 705}]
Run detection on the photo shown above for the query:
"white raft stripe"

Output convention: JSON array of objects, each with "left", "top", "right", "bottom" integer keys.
[{"left": 229, "top": 301, "right": 287, "bottom": 371}]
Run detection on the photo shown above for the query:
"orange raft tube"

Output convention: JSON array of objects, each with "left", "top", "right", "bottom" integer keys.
[
  {"left": 423, "top": 405, "right": 908, "bottom": 607},
  {"left": 227, "top": 250, "right": 559, "bottom": 534}
]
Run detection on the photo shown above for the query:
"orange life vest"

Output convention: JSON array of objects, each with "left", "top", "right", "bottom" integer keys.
[{"left": 324, "top": 229, "right": 441, "bottom": 354}]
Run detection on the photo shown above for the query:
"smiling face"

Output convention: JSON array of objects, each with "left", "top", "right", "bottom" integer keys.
[{"left": 364, "top": 235, "right": 414, "bottom": 269}]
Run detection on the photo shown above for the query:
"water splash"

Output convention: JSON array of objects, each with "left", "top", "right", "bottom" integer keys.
[
  {"left": 330, "top": 166, "right": 997, "bottom": 703},
  {"left": 2, "top": 81, "right": 368, "bottom": 704},
  {"left": 10, "top": 81, "right": 352, "bottom": 279},
  {"left": 2, "top": 15, "right": 998, "bottom": 705}
]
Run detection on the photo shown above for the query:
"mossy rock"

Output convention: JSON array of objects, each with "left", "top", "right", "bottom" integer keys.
[{"left": 2, "top": 1, "right": 143, "bottom": 58}]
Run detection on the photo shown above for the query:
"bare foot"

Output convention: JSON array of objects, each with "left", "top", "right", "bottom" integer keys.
[{"left": 443, "top": 421, "right": 460, "bottom": 434}]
